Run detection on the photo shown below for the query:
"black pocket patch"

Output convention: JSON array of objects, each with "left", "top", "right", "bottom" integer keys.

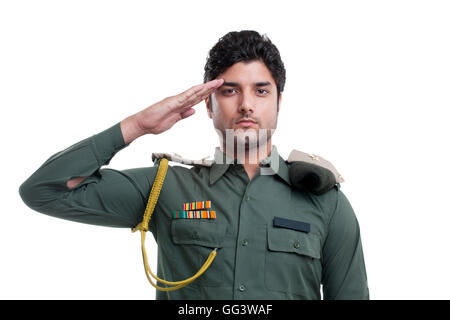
[{"left": 273, "top": 216, "right": 310, "bottom": 233}]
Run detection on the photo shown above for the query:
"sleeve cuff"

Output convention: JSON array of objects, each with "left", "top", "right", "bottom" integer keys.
[{"left": 90, "top": 121, "right": 131, "bottom": 166}]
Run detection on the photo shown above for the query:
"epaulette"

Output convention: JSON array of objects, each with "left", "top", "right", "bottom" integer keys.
[
  {"left": 286, "top": 149, "right": 344, "bottom": 195},
  {"left": 151, "top": 152, "right": 213, "bottom": 167}
]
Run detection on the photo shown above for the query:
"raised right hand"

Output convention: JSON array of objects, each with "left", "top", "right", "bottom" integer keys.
[{"left": 135, "top": 79, "right": 224, "bottom": 135}]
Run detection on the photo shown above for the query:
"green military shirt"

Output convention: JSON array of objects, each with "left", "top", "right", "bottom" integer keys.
[{"left": 19, "top": 121, "right": 369, "bottom": 300}]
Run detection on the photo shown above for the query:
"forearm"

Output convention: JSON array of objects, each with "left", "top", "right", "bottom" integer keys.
[
  {"left": 65, "top": 114, "right": 145, "bottom": 189},
  {"left": 19, "top": 121, "right": 129, "bottom": 209}
]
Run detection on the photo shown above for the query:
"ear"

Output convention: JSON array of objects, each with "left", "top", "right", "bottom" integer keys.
[
  {"left": 205, "top": 97, "right": 213, "bottom": 119},
  {"left": 277, "top": 92, "right": 282, "bottom": 112}
]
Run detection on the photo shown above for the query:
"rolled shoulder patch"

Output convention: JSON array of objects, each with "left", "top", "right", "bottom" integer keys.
[
  {"left": 287, "top": 149, "right": 344, "bottom": 195},
  {"left": 287, "top": 150, "right": 344, "bottom": 183}
]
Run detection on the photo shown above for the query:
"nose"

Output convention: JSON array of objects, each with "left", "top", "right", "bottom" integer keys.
[
  {"left": 239, "top": 93, "right": 254, "bottom": 114},
  {"left": 240, "top": 104, "right": 252, "bottom": 114}
]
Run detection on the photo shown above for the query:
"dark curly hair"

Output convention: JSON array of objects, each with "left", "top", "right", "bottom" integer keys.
[{"left": 204, "top": 30, "right": 286, "bottom": 107}]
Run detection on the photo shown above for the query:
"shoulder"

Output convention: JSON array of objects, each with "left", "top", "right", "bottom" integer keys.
[
  {"left": 151, "top": 152, "right": 212, "bottom": 180},
  {"left": 152, "top": 152, "right": 214, "bottom": 167}
]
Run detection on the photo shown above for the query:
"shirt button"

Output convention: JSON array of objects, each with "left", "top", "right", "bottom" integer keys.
[
  {"left": 293, "top": 240, "right": 300, "bottom": 249},
  {"left": 244, "top": 195, "right": 250, "bottom": 201},
  {"left": 241, "top": 239, "right": 248, "bottom": 246},
  {"left": 239, "top": 284, "right": 246, "bottom": 292},
  {"left": 192, "top": 231, "right": 199, "bottom": 240}
]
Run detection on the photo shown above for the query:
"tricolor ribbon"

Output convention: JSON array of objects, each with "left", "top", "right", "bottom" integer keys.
[
  {"left": 183, "top": 200, "right": 211, "bottom": 211},
  {"left": 174, "top": 200, "right": 216, "bottom": 219},
  {"left": 173, "top": 210, "right": 216, "bottom": 219}
]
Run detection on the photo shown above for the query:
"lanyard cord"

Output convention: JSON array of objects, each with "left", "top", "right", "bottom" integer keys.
[{"left": 131, "top": 158, "right": 217, "bottom": 291}]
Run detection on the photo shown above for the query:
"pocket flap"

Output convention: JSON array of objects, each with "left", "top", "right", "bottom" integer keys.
[
  {"left": 171, "top": 219, "right": 226, "bottom": 248},
  {"left": 267, "top": 226, "right": 321, "bottom": 259}
]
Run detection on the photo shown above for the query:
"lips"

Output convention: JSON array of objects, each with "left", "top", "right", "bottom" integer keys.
[
  {"left": 235, "top": 118, "right": 257, "bottom": 127},
  {"left": 236, "top": 119, "right": 256, "bottom": 124}
]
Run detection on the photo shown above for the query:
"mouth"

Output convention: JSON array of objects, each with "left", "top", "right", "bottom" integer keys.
[{"left": 235, "top": 119, "right": 257, "bottom": 128}]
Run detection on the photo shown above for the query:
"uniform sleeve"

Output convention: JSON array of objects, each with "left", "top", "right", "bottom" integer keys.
[
  {"left": 321, "top": 187, "right": 370, "bottom": 299},
  {"left": 18, "top": 122, "right": 158, "bottom": 229}
]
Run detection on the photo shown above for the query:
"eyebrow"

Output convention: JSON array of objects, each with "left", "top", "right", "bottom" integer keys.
[{"left": 222, "top": 81, "right": 272, "bottom": 87}]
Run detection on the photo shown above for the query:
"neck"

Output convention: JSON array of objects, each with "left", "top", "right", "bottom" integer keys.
[{"left": 220, "top": 140, "right": 272, "bottom": 166}]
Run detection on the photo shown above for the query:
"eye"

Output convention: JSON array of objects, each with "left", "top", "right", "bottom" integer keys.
[
  {"left": 257, "top": 89, "right": 269, "bottom": 95},
  {"left": 221, "top": 88, "right": 237, "bottom": 95}
]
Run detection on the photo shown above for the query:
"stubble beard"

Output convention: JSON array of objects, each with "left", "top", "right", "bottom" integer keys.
[{"left": 215, "top": 126, "right": 276, "bottom": 165}]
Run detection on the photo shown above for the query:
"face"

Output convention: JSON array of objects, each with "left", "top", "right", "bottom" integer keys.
[{"left": 205, "top": 59, "right": 282, "bottom": 153}]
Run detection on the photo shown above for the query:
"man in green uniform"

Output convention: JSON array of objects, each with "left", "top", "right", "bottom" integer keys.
[{"left": 19, "top": 30, "right": 369, "bottom": 299}]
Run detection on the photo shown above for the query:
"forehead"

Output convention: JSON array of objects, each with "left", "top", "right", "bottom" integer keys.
[{"left": 218, "top": 60, "right": 275, "bottom": 85}]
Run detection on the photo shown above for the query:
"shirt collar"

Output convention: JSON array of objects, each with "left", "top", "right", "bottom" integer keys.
[{"left": 209, "top": 145, "right": 291, "bottom": 186}]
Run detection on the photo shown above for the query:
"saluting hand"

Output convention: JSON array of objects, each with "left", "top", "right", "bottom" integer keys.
[{"left": 134, "top": 79, "right": 224, "bottom": 136}]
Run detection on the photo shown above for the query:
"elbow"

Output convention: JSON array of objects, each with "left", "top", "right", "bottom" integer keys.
[
  {"left": 19, "top": 179, "right": 43, "bottom": 210},
  {"left": 19, "top": 180, "right": 36, "bottom": 209},
  {"left": 19, "top": 178, "right": 65, "bottom": 210}
]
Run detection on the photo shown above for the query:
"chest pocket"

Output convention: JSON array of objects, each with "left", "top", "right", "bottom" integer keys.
[
  {"left": 265, "top": 226, "right": 322, "bottom": 298},
  {"left": 170, "top": 219, "right": 227, "bottom": 287}
]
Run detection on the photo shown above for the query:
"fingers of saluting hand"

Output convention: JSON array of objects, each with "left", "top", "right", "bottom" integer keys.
[{"left": 174, "top": 79, "right": 224, "bottom": 111}]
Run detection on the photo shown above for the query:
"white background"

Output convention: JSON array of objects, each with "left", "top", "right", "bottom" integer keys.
[{"left": 1, "top": 0, "right": 449, "bottom": 299}]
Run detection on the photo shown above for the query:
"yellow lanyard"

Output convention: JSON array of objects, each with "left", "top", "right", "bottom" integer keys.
[{"left": 131, "top": 158, "right": 217, "bottom": 291}]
